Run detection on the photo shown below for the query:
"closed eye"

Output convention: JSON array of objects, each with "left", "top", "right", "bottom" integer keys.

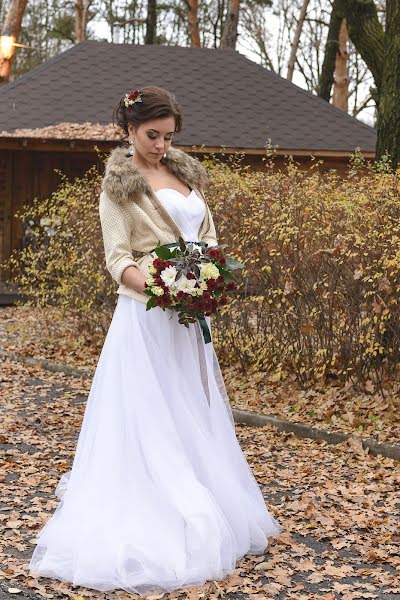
[{"left": 148, "top": 133, "right": 173, "bottom": 141}]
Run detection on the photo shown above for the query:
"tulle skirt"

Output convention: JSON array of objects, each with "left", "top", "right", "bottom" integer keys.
[{"left": 28, "top": 293, "right": 283, "bottom": 596}]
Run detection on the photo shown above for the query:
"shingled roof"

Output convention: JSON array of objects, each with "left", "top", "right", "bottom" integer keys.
[{"left": 0, "top": 41, "right": 376, "bottom": 154}]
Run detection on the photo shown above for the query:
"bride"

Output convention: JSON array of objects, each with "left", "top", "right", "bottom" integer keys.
[{"left": 28, "top": 85, "right": 283, "bottom": 596}]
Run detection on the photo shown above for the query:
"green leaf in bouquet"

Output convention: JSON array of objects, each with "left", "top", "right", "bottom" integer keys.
[
  {"left": 193, "top": 263, "right": 201, "bottom": 279},
  {"left": 145, "top": 296, "right": 158, "bottom": 311},
  {"left": 178, "top": 236, "right": 187, "bottom": 252},
  {"left": 153, "top": 245, "right": 173, "bottom": 260},
  {"left": 218, "top": 266, "right": 235, "bottom": 280},
  {"left": 225, "top": 255, "right": 245, "bottom": 271}
]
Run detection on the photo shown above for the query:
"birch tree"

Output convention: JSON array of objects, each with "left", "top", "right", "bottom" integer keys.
[
  {"left": 332, "top": 17, "right": 349, "bottom": 111},
  {"left": 220, "top": 0, "right": 240, "bottom": 48},
  {"left": 286, "top": 0, "right": 310, "bottom": 81},
  {"left": 0, "top": 0, "right": 28, "bottom": 83}
]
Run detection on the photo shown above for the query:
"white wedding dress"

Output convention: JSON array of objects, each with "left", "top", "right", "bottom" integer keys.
[{"left": 28, "top": 188, "right": 283, "bottom": 596}]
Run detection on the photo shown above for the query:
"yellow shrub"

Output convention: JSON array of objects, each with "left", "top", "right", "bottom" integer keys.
[
  {"left": 205, "top": 154, "right": 400, "bottom": 387},
  {"left": 4, "top": 153, "right": 400, "bottom": 388}
]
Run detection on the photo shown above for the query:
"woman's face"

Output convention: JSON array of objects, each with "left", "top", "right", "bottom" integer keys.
[{"left": 128, "top": 116, "right": 176, "bottom": 163}]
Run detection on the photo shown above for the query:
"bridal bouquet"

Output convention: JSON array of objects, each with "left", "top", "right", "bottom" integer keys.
[{"left": 143, "top": 237, "right": 244, "bottom": 343}]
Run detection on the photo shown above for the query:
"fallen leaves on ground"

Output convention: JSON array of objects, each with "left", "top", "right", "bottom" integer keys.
[
  {"left": 0, "top": 358, "right": 399, "bottom": 599},
  {"left": 1, "top": 305, "right": 399, "bottom": 444},
  {"left": 224, "top": 365, "right": 400, "bottom": 444}
]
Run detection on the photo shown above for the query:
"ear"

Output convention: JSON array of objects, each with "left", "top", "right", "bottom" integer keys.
[{"left": 127, "top": 122, "right": 136, "bottom": 137}]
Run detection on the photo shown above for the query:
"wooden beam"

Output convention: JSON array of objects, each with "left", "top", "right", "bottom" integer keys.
[{"left": 0, "top": 136, "right": 376, "bottom": 158}]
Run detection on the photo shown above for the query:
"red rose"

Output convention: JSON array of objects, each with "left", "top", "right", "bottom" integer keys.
[
  {"left": 207, "top": 279, "right": 218, "bottom": 291},
  {"left": 152, "top": 258, "right": 163, "bottom": 269},
  {"left": 161, "top": 294, "right": 172, "bottom": 306},
  {"left": 207, "top": 248, "right": 219, "bottom": 259}
]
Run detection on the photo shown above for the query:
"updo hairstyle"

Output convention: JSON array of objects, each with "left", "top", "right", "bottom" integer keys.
[{"left": 113, "top": 86, "right": 183, "bottom": 137}]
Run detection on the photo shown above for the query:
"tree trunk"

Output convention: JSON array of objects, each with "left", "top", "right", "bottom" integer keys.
[
  {"left": 287, "top": 0, "right": 311, "bottom": 82},
  {"left": 376, "top": 0, "right": 400, "bottom": 168},
  {"left": 341, "top": 0, "right": 384, "bottom": 98},
  {"left": 318, "top": 0, "right": 344, "bottom": 101},
  {"left": 220, "top": 0, "right": 240, "bottom": 49},
  {"left": 188, "top": 0, "right": 200, "bottom": 47},
  {"left": 75, "top": 0, "right": 92, "bottom": 43},
  {"left": 145, "top": 0, "right": 157, "bottom": 44},
  {"left": 0, "top": 0, "right": 27, "bottom": 84},
  {"left": 333, "top": 18, "right": 349, "bottom": 111}
]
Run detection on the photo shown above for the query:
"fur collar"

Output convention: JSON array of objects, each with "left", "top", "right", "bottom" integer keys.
[{"left": 102, "top": 145, "right": 210, "bottom": 204}]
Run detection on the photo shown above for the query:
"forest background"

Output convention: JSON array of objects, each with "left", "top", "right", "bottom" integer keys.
[
  {"left": 0, "top": 0, "right": 398, "bottom": 165},
  {"left": 0, "top": 0, "right": 384, "bottom": 127}
]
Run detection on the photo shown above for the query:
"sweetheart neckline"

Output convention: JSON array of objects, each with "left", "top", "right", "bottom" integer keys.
[{"left": 153, "top": 188, "right": 194, "bottom": 200}]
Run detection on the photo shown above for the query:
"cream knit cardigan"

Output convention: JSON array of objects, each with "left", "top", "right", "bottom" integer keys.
[{"left": 99, "top": 145, "right": 218, "bottom": 304}]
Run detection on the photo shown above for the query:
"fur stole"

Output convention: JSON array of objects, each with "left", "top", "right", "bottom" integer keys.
[{"left": 101, "top": 145, "right": 210, "bottom": 204}]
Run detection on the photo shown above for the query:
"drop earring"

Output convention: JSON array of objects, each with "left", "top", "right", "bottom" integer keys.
[{"left": 129, "top": 138, "right": 135, "bottom": 156}]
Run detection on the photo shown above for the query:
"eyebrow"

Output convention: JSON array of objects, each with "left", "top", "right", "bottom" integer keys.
[{"left": 146, "top": 128, "right": 175, "bottom": 134}]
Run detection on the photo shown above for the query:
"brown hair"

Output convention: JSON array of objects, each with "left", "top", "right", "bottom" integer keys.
[{"left": 113, "top": 86, "right": 183, "bottom": 137}]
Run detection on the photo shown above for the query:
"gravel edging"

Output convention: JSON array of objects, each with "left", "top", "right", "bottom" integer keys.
[{"left": 1, "top": 348, "right": 399, "bottom": 461}]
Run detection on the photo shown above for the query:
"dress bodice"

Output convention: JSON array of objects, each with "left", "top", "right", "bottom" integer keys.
[{"left": 154, "top": 188, "right": 206, "bottom": 242}]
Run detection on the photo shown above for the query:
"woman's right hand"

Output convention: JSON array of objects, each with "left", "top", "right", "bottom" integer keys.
[{"left": 121, "top": 266, "right": 148, "bottom": 293}]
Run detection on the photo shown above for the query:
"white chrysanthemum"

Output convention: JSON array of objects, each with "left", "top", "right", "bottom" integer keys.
[
  {"left": 152, "top": 286, "right": 164, "bottom": 296},
  {"left": 200, "top": 263, "right": 220, "bottom": 280},
  {"left": 149, "top": 265, "right": 157, "bottom": 275},
  {"left": 160, "top": 266, "right": 177, "bottom": 286},
  {"left": 175, "top": 275, "right": 197, "bottom": 294}
]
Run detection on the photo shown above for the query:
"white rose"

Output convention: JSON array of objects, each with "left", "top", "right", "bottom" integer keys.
[
  {"left": 199, "top": 280, "right": 208, "bottom": 291},
  {"left": 152, "top": 286, "right": 164, "bottom": 296},
  {"left": 200, "top": 263, "right": 220, "bottom": 280},
  {"left": 146, "top": 276, "right": 155, "bottom": 286}
]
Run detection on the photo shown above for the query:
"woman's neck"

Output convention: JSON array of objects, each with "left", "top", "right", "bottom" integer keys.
[{"left": 131, "top": 152, "right": 164, "bottom": 173}]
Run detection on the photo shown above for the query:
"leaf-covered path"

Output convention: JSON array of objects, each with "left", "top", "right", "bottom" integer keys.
[{"left": 1, "top": 358, "right": 399, "bottom": 600}]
